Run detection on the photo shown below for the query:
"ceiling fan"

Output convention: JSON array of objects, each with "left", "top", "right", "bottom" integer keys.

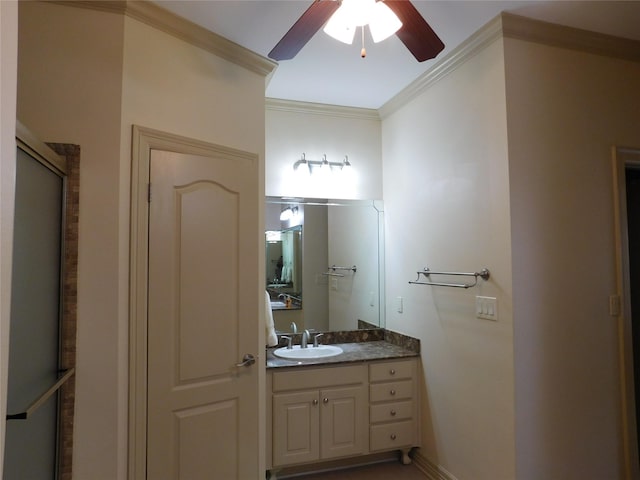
[{"left": 268, "top": 0, "right": 445, "bottom": 62}]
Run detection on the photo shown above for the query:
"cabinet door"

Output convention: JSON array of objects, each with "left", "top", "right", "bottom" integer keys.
[
  {"left": 273, "top": 391, "right": 319, "bottom": 466},
  {"left": 320, "top": 385, "right": 367, "bottom": 459}
]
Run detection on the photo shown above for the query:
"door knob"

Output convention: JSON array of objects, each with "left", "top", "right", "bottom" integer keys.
[{"left": 235, "top": 353, "right": 256, "bottom": 367}]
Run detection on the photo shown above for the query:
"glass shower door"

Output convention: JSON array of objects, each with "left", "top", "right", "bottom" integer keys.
[{"left": 3, "top": 146, "right": 64, "bottom": 479}]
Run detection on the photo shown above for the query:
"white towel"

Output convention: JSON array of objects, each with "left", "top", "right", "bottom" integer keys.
[{"left": 265, "top": 290, "right": 278, "bottom": 347}]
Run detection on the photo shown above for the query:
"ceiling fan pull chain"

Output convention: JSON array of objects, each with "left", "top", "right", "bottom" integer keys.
[{"left": 361, "top": 26, "right": 367, "bottom": 58}]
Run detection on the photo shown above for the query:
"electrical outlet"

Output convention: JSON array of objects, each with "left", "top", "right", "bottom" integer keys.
[
  {"left": 476, "top": 296, "right": 498, "bottom": 321},
  {"left": 331, "top": 278, "right": 339, "bottom": 291},
  {"left": 369, "top": 291, "right": 375, "bottom": 307}
]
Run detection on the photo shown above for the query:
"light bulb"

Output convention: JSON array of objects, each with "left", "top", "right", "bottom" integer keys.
[{"left": 369, "top": 1, "right": 402, "bottom": 43}]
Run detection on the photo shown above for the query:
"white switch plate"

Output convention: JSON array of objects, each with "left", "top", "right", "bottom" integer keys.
[
  {"left": 331, "top": 278, "right": 339, "bottom": 291},
  {"left": 476, "top": 296, "right": 498, "bottom": 321}
]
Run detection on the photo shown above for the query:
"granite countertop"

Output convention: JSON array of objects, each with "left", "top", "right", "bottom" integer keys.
[{"left": 266, "top": 340, "right": 419, "bottom": 369}]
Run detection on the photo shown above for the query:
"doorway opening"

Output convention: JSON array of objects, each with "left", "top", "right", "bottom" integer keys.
[{"left": 613, "top": 146, "right": 640, "bottom": 480}]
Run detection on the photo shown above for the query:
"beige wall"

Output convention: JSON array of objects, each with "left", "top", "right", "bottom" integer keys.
[
  {"left": 17, "top": 4, "right": 125, "bottom": 478},
  {"left": 0, "top": 2, "right": 18, "bottom": 474},
  {"left": 17, "top": 3, "right": 267, "bottom": 478},
  {"left": 265, "top": 104, "right": 382, "bottom": 200},
  {"left": 505, "top": 38, "right": 640, "bottom": 479},
  {"left": 381, "top": 39, "right": 515, "bottom": 479}
]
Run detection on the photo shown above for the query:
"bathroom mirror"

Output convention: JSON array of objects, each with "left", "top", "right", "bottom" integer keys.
[{"left": 265, "top": 197, "right": 384, "bottom": 333}]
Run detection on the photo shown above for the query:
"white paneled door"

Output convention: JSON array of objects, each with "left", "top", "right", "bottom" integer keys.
[{"left": 146, "top": 149, "right": 259, "bottom": 479}]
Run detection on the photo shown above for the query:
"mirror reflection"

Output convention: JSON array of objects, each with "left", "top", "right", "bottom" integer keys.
[
  {"left": 265, "top": 197, "right": 384, "bottom": 334},
  {"left": 266, "top": 225, "right": 302, "bottom": 310}
]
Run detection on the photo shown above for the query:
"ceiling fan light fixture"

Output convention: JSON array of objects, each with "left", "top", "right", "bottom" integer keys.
[
  {"left": 322, "top": 0, "right": 359, "bottom": 44},
  {"left": 369, "top": 1, "right": 402, "bottom": 43}
]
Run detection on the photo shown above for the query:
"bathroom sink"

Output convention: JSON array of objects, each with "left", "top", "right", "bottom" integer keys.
[{"left": 273, "top": 345, "right": 343, "bottom": 360}]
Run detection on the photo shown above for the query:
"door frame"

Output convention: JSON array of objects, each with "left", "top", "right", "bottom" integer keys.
[
  {"left": 613, "top": 146, "right": 640, "bottom": 480},
  {"left": 128, "top": 125, "right": 261, "bottom": 479}
]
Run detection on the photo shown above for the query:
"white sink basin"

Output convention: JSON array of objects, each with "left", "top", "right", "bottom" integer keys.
[{"left": 273, "top": 345, "right": 343, "bottom": 360}]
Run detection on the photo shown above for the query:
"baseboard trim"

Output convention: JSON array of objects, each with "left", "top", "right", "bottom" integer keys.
[{"left": 413, "top": 451, "right": 458, "bottom": 480}]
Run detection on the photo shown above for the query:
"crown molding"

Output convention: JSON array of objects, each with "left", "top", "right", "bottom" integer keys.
[
  {"left": 379, "top": 14, "right": 503, "bottom": 119},
  {"left": 51, "top": 1, "right": 277, "bottom": 77},
  {"left": 380, "top": 12, "right": 640, "bottom": 119},
  {"left": 266, "top": 98, "right": 380, "bottom": 121},
  {"left": 501, "top": 12, "right": 640, "bottom": 64}
]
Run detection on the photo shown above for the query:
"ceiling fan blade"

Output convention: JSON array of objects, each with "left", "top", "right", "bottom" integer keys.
[
  {"left": 385, "top": 0, "right": 445, "bottom": 62},
  {"left": 268, "top": 0, "right": 340, "bottom": 61}
]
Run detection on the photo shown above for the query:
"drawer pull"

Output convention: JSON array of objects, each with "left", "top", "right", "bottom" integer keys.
[
  {"left": 390, "top": 410, "right": 397, "bottom": 416},
  {"left": 390, "top": 369, "right": 396, "bottom": 375},
  {"left": 312, "top": 399, "right": 318, "bottom": 405},
  {"left": 390, "top": 434, "right": 397, "bottom": 440},
  {"left": 323, "top": 398, "right": 329, "bottom": 404},
  {"left": 390, "top": 389, "right": 396, "bottom": 396}
]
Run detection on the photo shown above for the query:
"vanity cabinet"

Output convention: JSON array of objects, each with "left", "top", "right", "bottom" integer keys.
[
  {"left": 267, "top": 355, "right": 420, "bottom": 474},
  {"left": 271, "top": 364, "right": 368, "bottom": 467},
  {"left": 368, "top": 359, "right": 419, "bottom": 463}
]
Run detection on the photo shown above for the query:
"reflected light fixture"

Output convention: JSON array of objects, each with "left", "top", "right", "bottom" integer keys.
[
  {"left": 323, "top": 0, "right": 402, "bottom": 57},
  {"left": 279, "top": 206, "right": 299, "bottom": 221}
]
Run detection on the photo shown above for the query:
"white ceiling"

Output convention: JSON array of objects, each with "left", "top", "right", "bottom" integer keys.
[{"left": 153, "top": 0, "right": 640, "bottom": 109}]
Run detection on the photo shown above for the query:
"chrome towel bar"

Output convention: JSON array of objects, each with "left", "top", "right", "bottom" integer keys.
[
  {"left": 409, "top": 268, "right": 490, "bottom": 289},
  {"left": 321, "top": 265, "right": 357, "bottom": 278}
]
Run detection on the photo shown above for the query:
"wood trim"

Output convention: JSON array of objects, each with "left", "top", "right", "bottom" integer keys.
[
  {"left": 52, "top": 0, "right": 277, "bottom": 76},
  {"left": 380, "top": 12, "right": 640, "bottom": 118},
  {"left": 266, "top": 98, "right": 380, "bottom": 121},
  {"left": 501, "top": 12, "right": 640, "bottom": 64},
  {"left": 612, "top": 146, "right": 640, "bottom": 480},
  {"left": 413, "top": 451, "right": 459, "bottom": 480}
]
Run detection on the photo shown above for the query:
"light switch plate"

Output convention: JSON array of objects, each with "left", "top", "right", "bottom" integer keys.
[{"left": 476, "top": 296, "right": 498, "bottom": 321}]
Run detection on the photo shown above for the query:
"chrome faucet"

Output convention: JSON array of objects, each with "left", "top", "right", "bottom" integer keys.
[
  {"left": 300, "top": 329, "right": 310, "bottom": 349},
  {"left": 313, "top": 333, "right": 324, "bottom": 347}
]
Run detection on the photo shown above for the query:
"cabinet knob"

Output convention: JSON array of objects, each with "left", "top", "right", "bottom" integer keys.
[
  {"left": 390, "top": 389, "right": 396, "bottom": 396},
  {"left": 390, "top": 434, "right": 397, "bottom": 440},
  {"left": 312, "top": 399, "right": 318, "bottom": 405},
  {"left": 323, "top": 398, "right": 329, "bottom": 404},
  {"left": 390, "top": 410, "right": 397, "bottom": 416},
  {"left": 389, "top": 369, "right": 396, "bottom": 375}
]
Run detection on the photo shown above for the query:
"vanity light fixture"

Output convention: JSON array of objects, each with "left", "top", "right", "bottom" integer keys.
[
  {"left": 293, "top": 153, "right": 353, "bottom": 177},
  {"left": 279, "top": 206, "right": 298, "bottom": 221}
]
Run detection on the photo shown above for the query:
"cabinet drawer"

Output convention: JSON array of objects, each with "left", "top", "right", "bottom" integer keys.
[
  {"left": 370, "top": 400, "right": 413, "bottom": 423},
  {"left": 273, "top": 364, "right": 366, "bottom": 392},
  {"left": 370, "top": 421, "right": 414, "bottom": 451},
  {"left": 369, "top": 360, "right": 414, "bottom": 382},
  {"left": 369, "top": 380, "right": 413, "bottom": 403}
]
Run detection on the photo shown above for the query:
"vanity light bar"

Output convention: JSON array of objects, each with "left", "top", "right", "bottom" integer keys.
[{"left": 293, "top": 153, "right": 352, "bottom": 174}]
